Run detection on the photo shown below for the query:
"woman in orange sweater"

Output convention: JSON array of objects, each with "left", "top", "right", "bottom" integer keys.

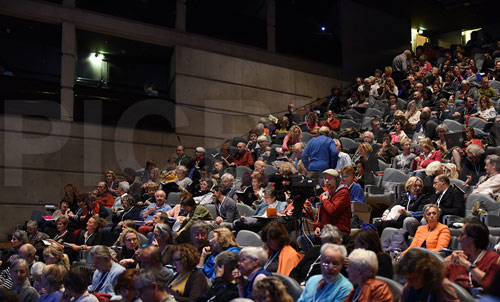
[
  {"left": 402, "top": 204, "right": 450, "bottom": 255},
  {"left": 261, "top": 221, "right": 303, "bottom": 276}
]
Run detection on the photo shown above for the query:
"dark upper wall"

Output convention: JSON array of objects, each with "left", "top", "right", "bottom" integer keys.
[{"left": 339, "top": 0, "right": 411, "bottom": 82}]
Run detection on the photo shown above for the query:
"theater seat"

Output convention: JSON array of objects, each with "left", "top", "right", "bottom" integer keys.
[
  {"left": 450, "top": 281, "right": 476, "bottom": 302},
  {"left": 236, "top": 230, "right": 264, "bottom": 247},
  {"left": 375, "top": 276, "right": 403, "bottom": 302},
  {"left": 271, "top": 273, "right": 303, "bottom": 302}
]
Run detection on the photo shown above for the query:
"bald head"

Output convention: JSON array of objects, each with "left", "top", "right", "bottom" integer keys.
[
  {"left": 18, "top": 244, "right": 36, "bottom": 264},
  {"left": 319, "top": 126, "right": 330, "bottom": 136},
  {"left": 254, "top": 160, "right": 266, "bottom": 173},
  {"left": 139, "top": 245, "right": 161, "bottom": 269},
  {"left": 403, "top": 50, "right": 411, "bottom": 57}
]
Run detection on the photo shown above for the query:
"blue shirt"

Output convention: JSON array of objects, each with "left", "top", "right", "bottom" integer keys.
[
  {"left": 298, "top": 274, "right": 353, "bottom": 302},
  {"left": 88, "top": 262, "right": 126, "bottom": 296},
  {"left": 38, "top": 291, "right": 63, "bottom": 302},
  {"left": 140, "top": 202, "right": 172, "bottom": 222},
  {"left": 203, "top": 246, "right": 241, "bottom": 279},
  {"left": 302, "top": 136, "right": 338, "bottom": 172},
  {"left": 348, "top": 183, "right": 365, "bottom": 203}
]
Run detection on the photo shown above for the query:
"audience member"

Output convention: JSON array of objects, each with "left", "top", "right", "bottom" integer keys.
[
  {"left": 199, "top": 227, "right": 240, "bottom": 279},
  {"left": 252, "top": 277, "right": 294, "bottom": 302},
  {"left": 352, "top": 229, "right": 393, "bottom": 279},
  {"left": 233, "top": 246, "right": 272, "bottom": 299},
  {"left": 88, "top": 245, "right": 126, "bottom": 295}
]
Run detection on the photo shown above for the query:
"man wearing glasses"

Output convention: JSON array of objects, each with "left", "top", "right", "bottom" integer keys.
[
  {"left": 297, "top": 244, "right": 352, "bottom": 302},
  {"left": 134, "top": 269, "right": 176, "bottom": 302}
]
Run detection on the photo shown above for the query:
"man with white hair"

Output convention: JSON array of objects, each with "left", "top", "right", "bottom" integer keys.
[
  {"left": 333, "top": 139, "right": 352, "bottom": 171},
  {"left": 345, "top": 249, "right": 392, "bottom": 301},
  {"left": 242, "top": 160, "right": 269, "bottom": 187},
  {"left": 112, "top": 181, "right": 129, "bottom": 215},
  {"left": 297, "top": 244, "right": 353, "bottom": 302},
  {"left": 134, "top": 268, "right": 176, "bottom": 302},
  {"left": 221, "top": 173, "right": 238, "bottom": 200}
]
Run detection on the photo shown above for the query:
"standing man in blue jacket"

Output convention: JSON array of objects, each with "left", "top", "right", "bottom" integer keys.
[{"left": 301, "top": 126, "right": 338, "bottom": 185}]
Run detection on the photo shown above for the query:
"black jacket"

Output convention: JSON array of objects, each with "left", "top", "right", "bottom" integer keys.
[{"left": 429, "top": 185, "right": 465, "bottom": 218}]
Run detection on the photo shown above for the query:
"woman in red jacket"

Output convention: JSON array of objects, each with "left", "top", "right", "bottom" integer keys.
[{"left": 412, "top": 138, "right": 442, "bottom": 171}]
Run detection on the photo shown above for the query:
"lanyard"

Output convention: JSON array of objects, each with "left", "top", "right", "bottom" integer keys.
[
  {"left": 264, "top": 249, "right": 281, "bottom": 270},
  {"left": 84, "top": 232, "right": 95, "bottom": 245},
  {"left": 94, "top": 271, "right": 110, "bottom": 292},
  {"left": 305, "top": 256, "right": 321, "bottom": 282},
  {"left": 469, "top": 250, "right": 486, "bottom": 289}
]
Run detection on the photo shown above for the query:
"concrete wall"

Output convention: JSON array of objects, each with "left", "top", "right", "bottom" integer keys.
[{"left": 0, "top": 46, "right": 340, "bottom": 239}]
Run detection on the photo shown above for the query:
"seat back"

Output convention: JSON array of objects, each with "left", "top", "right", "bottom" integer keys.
[
  {"left": 381, "top": 168, "right": 410, "bottom": 186},
  {"left": 236, "top": 166, "right": 252, "bottom": 179},
  {"left": 443, "top": 119, "right": 464, "bottom": 133},
  {"left": 31, "top": 209, "right": 50, "bottom": 221},
  {"left": 236, "top": 203, "right": 255, "bottom": 217},
  {"left": 450, "top": 281, "right": 476, "bottom": 302},
  {"left": 340, "top": 119, "right": 361, "bottom": 130},
  {"left": 366, "top": 107, "right": 383, "bottom": 117},
  {"left": 236, "top": 230, "right": 264, "bottom": 247},
  {"left": 231, "top": 136, "right": 248, "bottom": 146},
  {"left": 378, "top": 159, "right": 391, "bottom": 172},
  {"left": 351, "top": 202, "right": 372, "bottom": 223},
  {"left": 203, "top": 204, "right": 217, "bottom": 219},
  {"left": 361, "top": 116, "right": 373, "bottom": 131},
  {"left": 375, "top": 276, "right": 403, "bottom": 302},
  {"left": 264, "top": 165, "right": 278, "bottom": 176},
  {"left": 301, "top": 132, "right": 313, "bottom": 144},
  {"left": 410, "top": 247, "right": 444, "bottom": 262},
  {"left": 339, "top": 137, "right": 358, "bottom": 154},
  {"left": 271, "top": 273, "right": 303, "bottom": 302},
  {"left": 167, "top": 192, "right": 182, "bottom": 206},
  {"left": 345, "top": 109, "right": 364, "bottom": 122},
  {"left": 468, "top": 117, "right": 487, "bottom": 130},
  {"left": 138, "top": 233, "right": 149, "bottom": 246},
  {"left": 466, "top": 194, "right": 500, "bottom": 216},
  {"left": 380, "top": 227, "right": 398, "bottom": 247}
]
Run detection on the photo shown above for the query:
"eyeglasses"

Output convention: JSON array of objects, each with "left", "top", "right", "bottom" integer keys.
[{"left": 321, "top": 262, "right": 341, "bottom": 269}]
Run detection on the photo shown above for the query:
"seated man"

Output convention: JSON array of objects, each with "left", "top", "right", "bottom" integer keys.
[
  {"left": 233, "top": 188, "right": 287, "bottom": 233},
  {"left": 429, "top": 174, "right": 465, "bottom": 220},
  {"left": 241, "top": 160, "right": 269, "bottom": 187},
  {"left": 95, "top": 181, "right": 115, "bottom": 208},
  {"left": 212, "top": 185, "right": 240, "bottom": 227},
  {"left": 319, "top": 110, "right": 341, "bottom": 132},
  {"left": 139, "top": 190, "right": 172, "bottom": 231},
  {"left": 333, "top": 139, "right": 352, "bottom": 171},
  {"left": 297, "top": 243, "right": 353, "bottom": 302},
  {"left": 221, "top": 173, "right": 239, "bottom": 200},
  {"left": 88, "top": 245, "right": 125, "bottom": 295},
  {"left": 232, "top": 142, "right": 254, "bottom": 167},
  {"left": 134, "top": 266, "right": 176, "bottom": 302}
]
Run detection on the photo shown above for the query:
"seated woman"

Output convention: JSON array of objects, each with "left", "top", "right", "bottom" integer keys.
[
  {"left": 253, "top": 136, "right": 276, "bottom": 164},
  {"left": 260, "top": 221, "right": 303, "bottom": 276},
  {"left": 402, "top": 204, "right": 450, "bottom": 255},
  {"left": 471, "top": 95, "right": 497, "bottom": 121},
  {"left": 39, "top": 264, "right": 66, "bottom": 302},
  {"left": 444, "top": 217, "right": 499, "bottom": 292},
  {"left": 434, "top": 124, "right": 451, "bottom": 158},
  {"left": 68, "top": 215, "right": 105, "bottom": 257},
  {"left": 164, "top": 165, "right": 192, "bottom": 196},
  {"left": 375, "top": 176, "right": 428, "bottom": 234},
  {"left": 344, "top": 249, "right": 393, "bottom": 302},
  {"left": 390, "top": 120, "right": 408, "bottom": 144},
  {"left": 276, "top": 125, "right": 302, "bottom": 155},
  {"left": 233, "top": 246, "right": 272, "bottom": 299},
  {"left": 452, "top": 126, "right": 483, "bottom": 174},
  {"left": 238, "top": 173, "right": 265, "bottom": 207},
  {"left": 357, "top": 143, "right": 380, "bottom": 185},
  {"left": 113, "top": 269, "right": 140, "bottom": 302},
  {"left": 411, "top": 138, "right": 442, "bottom": 177},
  {"left": 111, "top": 195, "right": 143, "bottom": 231},
  {"left": 252, "top": 277, "right": 293, "bottom": 302},
  {"left": 75, "top": 192, "right": 108, "bottom": 227},
  {"left": 352, "top": 229, "right": 393, "bottom": 279},
  {"left": 191, "top": 178, "right": 214, "bottom": 205},
  {"left": 199, "top": 227, "right": 240, "bottom": 279},
  {"left": 104, "top": 170, "right": 119, "bottom": 196},
  {"left": 62, "top": 267, "right": 99, "bottom": 302},
  {"left": 377, "top": 133, "right": 399, "bottom": 164},
  {"left": 459, "top": 143, "right": 486, "bottom": 184},
  {"left": 340, "top": 166, "right": 365, "bottom": 203},
  {"left": 116, "top": 228, "right": 140, "bottom": 269},
  {"left": 152, "top": 223, "right": 175, "bottom": 265},
  {"left": 397, "top": 248, "right": 458, "bottom": 301},
  {"left": 139, "top": 181, "right": 158, "bottom": 205},
  {"left": 1, "top": 230, "right": 28, "bottom": 270},
  {"left": 60, "top": 183, "right": 81, "bottom": 212},
  {"left": 175, "top": 195, "right": 213, "bottom": 243},
  {"left": 392, "top": 138, "right": 417, "bottom": 173},
  {"left": 405, "top": 100, "right": 421, "bottom": 128},
  {"left": 305, "top": 112, "right": 318, "bottom": 132},
  {"left": 43, "top": 244, "right": 70, "bottom": 270},
  {"left": 471, "top": 155, "right": 500, "bottom": 197},
  {"left": 168, "top": 244, "right": 209, "bottom": 302}
]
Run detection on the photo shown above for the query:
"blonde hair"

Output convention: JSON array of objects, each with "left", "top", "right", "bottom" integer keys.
[
  {"left": 43, "top": 245, "right": 70, "bottom": 270},
  {"left": 358, "top": 142, "right": 373, "bottom": 153},
  {"left": 405, "top": 176, "right": 423, "bottom": 192},
  {"left": 419, "top": 138, "right": 434, "bottom": 152}
]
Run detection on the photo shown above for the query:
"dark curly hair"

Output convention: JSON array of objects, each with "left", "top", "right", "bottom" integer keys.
[
  {"left": 252, "top": 276, "right": 293, "bottom": 302},
  {"left": 261, "top": 220, "right": 290, "bottom": 249},
  {"left": 172, "top": 243, "right": 200, "bottom": 272},
  {"left": 396, "top": 248, "right": 444, "bottom": 294}
]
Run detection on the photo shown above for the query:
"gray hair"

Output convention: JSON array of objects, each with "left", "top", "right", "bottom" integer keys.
[
  {"left": 135, "top": 268, "right": 169, "bottom": 291},
  {"left": 154, "top": 223, "right": 173, "bottom": 243},
  {"left": 486, "top": 155, "right": 500, "bottom": 172},
  {"left": 221, "top": 173, "right": 234, "bottom": 182},
  {"left": 31, "top": 261, "right": 46, "bottom": 278},
  {"left": 363, "top": 131, "right": 374, "bottom": 140},
  {"left": 466, "top": 144, "right": 485, "bottom": 158},
  {"left": 118, "top": 181, "right": 130, "bottom": 193},
  {"left": 240, "top": 247, "right": 268, "bottom": 268},
  {"left": 348, "top": 249, "right": 378, "bottom": 278},
  {"left": 320, "top": 224, "right": 342, "bottom": 244},
  {"left": 10, "top": 258, "right": 29, "bottom": 271},
  {"left": 26, "top": 220, "right": 38, "bottom": 229},
  {"left": 257, "top": 135, "right": 269, "bottom": 143},
  {"left": 320, "top": 243, "right": 347, "bottom": 261},
  {"left": 423, "top": 204, "right": 439, "bottom": 217},
  {"left": 89, "top": 245, "right": 112, "bottom": 260},
  {"left": 435, "top": 124, "right": 449, "bottom": 134},
  {"left": 13, "top": 230, "right": 29, "bottom": 244},
  {"left": 214, "top": 251, "right": 239, "bottom": 272},
  {"left": 177, "top": 165, "right": 188, "bottom": 175},
  {"left": 425, "top": 161, "right": 442, "bottom": 176}
]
